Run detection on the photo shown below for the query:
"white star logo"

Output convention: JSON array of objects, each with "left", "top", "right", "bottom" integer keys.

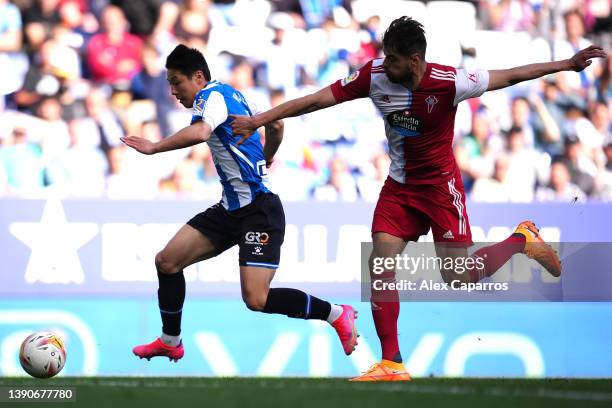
[{"left": 9, "top": 199, "right": 99, "bottom": 284}]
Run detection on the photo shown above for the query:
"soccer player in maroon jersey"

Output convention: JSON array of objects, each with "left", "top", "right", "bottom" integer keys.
[{"left": 231, "top": 17, "right": 606, "bottom": 381}]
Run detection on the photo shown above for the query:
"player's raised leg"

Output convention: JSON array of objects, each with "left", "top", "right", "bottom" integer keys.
[
  {"left": 133, "top": 224, "right": 218, "bottom": 362},
  {"left": 239, "top": 264, "right": 358, "bottom": 355},
  {"left": 434, "top": 225, "right": 560, "bottom": 284},
  {"left": 237, "top": 193, "right": 358, "bottom": 355},
  {"left": 429, "top": 177, "right": 561, "bottom": 283}
]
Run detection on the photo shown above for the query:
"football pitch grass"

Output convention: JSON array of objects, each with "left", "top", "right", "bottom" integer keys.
[{"left": 1, "top": 377, "right": 612, "bottom": 408}]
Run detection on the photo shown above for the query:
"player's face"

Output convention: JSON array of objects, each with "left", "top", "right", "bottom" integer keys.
[
  {"left": 167, "top": 69, "right": 205, "bottom": 108},
  {"left": 382, "top": 49, "right": 415, "bottom": 84}
]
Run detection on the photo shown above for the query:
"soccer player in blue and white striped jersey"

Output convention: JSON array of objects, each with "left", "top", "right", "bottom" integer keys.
[{"left": 123, "top": 44, "right": 358, "bottom": 363}]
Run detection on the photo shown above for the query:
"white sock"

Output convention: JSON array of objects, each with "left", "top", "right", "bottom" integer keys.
[
  {"left": 326, "top": 304, "right": 344, "bottom": 324},
  {"left": 161, "top": 333, "right": 181, "bottom": 347}
]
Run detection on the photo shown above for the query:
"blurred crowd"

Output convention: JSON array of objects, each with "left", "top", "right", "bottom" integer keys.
[{"left": 0, "top": 0, "right": 610, "bottom": 202}]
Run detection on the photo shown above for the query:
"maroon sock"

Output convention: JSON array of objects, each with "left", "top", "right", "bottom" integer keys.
[
  {"left": 371, "top": 279, "right": 401, "bottom": 362},
  {"left": 468, "top": 234, "right": 526, "bottom": 282}
]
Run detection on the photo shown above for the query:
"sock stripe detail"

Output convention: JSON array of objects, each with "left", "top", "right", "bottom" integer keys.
[
  {"left": 305, "top": 294, "right": 311, "bottom": 319},
  {"left": 160, "top": 308, "right": 183, "bottom": 314}
]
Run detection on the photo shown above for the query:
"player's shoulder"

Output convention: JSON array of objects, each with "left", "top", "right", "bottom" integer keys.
[
  {"left": 428, "top": 62, "right": 458, "bottom": 82},
  {"left": 371, "top": 58, "right": 384, "bottom": 70},
  {"left": 197, "top": 80, "right": 226, "bottom": 98},
  {"left": 357, "top": 58, "right": 388, "bottom": 76}
]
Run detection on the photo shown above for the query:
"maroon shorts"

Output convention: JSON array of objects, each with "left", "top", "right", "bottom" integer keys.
[{"left": 372, "top": 175, "right": 472, "bottom": 244}]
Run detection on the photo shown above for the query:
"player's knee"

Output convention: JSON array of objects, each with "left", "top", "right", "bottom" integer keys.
[
  {"left": 155, "top": 251, "right": 180, "bottom": 275},
  {"left": 369, "top": 253, "right": 396, "bottom": 279},
  {"left": 242, "top": 291, "right": 268, "bottom": 312}
]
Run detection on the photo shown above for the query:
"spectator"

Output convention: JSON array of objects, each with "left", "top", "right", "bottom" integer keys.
[
  {"left": 595, "top": 51, "right": 611, "bottom": 102},
  {"left": 105, "top": 145, "right": 129, "bottom": 198},
  {"left": 528, "top": 89, "right": 562, "bottom": 156},
  {"left": 113, "top": 120, "right": 177, "bottom": 199},
  {"left": 507, "top": 96, "right": 536, "bottom": 147},
  {"left": 0, "top": 0, "right": 27, "bottom": 102},
  {"left": 34, "top": 96, "right": 70, "bottom": 168},
  {"left": 455, "top": 109, "right": 501, "bottom": 189},
  {"left": 46, "top": 117, "right": 108, "bottom": 196},
  {"left": 22, "top": 0, "right": 62, "bottom": 54},
  {"left": 505, "top": 125, "right": 549, "bottom": 202},
  {"left": 486, "top": 0, "right": 535, "bottom": 32},
  {"left": 561, "top": 134, "right": 597, "bottom": 196},
  {"left": 590, "top": 101, "right": 611, "bottom": 142},
  {"left": 298, "top": 0, "right": 352, "bottom": 29},
  {"left": 57, "top": 0, "right": 99, "bottom": 52},
  {"left": 553, "top": 10, "right": 596, "bottom": 97},
  {"left": 533, "top": 75, "right": 586, "bottom": 155},
  {"left": 563, "top": 103, "right": 605, "bottom": 165},
  {"left": 131, "top": 42, "right": 175, "bottom": 135},
  {"left": 313, "top": 155, "right": 358, "bottom": 201},
  {"left": 173, "top": 0, "right": 211, "bottom": 44},
  {"left": 84, "top": 85, "right": 125, "bottom": 154},
  {"left": 14, "top": 39, "right": 66, "bottom": 113},
  {"left": 111, "top": 0, "right": 161, "bottom": 37},
  {"left": 262, "top": 15, "right": 302, "bottom": 91},
  {"left": 159, "top": 158, "right": 207, "bottom": 199},
  {"left": 0, "top": 126, "right": 44, "bottom": 195},
  {"left": 86, "top": 4, "right": 143, "bottom": 86},
  {"left": 228, "top": 57, "right": 270, "bottom": 114},
  {"left": 471, "top": 154, "right": 512, "bottom": 202},
  {"left": 269, "top": 1, "right": 306, "bottom": 29},
  {"left": 356, "top": 151, "right": 390, "bottom": 202},
  {"left": 536, "top": 159, "right": 587, "bottom": 202}
]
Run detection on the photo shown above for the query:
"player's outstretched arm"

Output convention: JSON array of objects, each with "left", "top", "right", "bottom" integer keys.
[
  {"left": 487, "top": 45, "right": 607, "bottom": 91},
  {"left": 263, "top": 120, "right": 283, "bottom": 168},
  {"left": 231, "top": 86, "right": 337, "bottom": 145},
  {"left": 121, "top": 121, "right": 212, "bottom": 155}
]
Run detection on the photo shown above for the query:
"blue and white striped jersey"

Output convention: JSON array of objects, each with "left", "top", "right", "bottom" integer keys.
[{"left": 190, "top": 80, "right": 271, "bottom": 211}]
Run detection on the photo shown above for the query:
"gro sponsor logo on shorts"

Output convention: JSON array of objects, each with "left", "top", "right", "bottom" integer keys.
[{"left": 245, "top": 231, "right": 269, "bottom": 245}]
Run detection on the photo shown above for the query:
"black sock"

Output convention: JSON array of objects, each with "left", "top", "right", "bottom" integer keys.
[
  {"left": 262, "top": 288, "right": 331, "bottom": 320},
  {"left": 157, "top": 270, "right": 185, "bottom": 336}
]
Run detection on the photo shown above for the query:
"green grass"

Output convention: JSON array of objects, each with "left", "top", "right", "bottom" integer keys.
[{"left": 1, "top": 377, "right": 612, "bottom": 408}]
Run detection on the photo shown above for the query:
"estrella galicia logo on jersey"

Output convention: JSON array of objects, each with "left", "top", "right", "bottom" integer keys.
[
  {"left": 387, "top": 109, "right": 422, "bottom": 137},
  {"left": 245, "top": 231, "right": 269, "bottom": 245},
  {"left": 340, "top": 70, "right": 360, "bottom": 86},
  {"left": 425, "top": 95, "right": 438, "bottom": 113}
]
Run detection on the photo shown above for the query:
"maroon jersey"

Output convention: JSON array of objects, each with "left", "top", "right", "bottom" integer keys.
[{"left": 330, "top": 58, "right": 489, "bottom": 185}]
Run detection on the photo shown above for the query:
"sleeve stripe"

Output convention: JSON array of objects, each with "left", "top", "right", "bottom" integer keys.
[
  {"left": 431, "top": 75, "right": 456, "bottom": 82},
  {"left": 431, "top": 68, "right": 456, "bottom": 78}
]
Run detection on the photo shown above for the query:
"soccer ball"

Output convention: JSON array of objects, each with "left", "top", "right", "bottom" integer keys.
[{"left": 19, "top": 332, "right": 67, "bottom": 378}]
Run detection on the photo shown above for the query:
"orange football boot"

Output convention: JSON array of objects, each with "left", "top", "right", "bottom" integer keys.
[
  {"left": 514, "top": 220, "right": 562, "bottom": 277},
  {"left": 349, "top": 360, "right": 412, "bottom": 382}
]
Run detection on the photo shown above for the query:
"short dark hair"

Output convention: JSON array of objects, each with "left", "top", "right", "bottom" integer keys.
[
  {"left": 165, "top": 44, "right": 211, "bottom": 81},
  {"left": 382, "top": 16, "right": 426, "bottom": 57}
]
